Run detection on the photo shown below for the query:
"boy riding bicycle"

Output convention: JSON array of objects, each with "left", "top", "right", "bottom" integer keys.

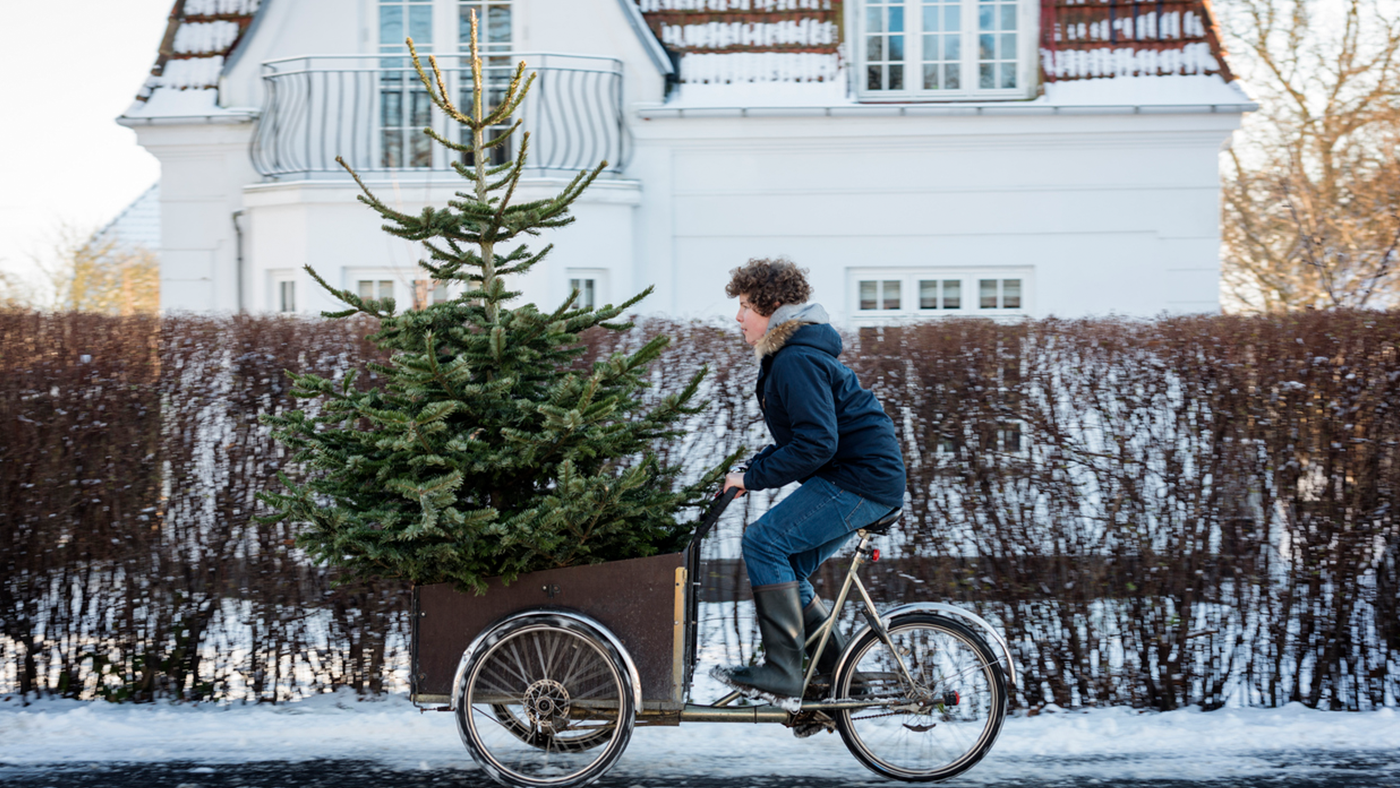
[{"left": 715, "top": 258, "right": 907, "bottom": 712}]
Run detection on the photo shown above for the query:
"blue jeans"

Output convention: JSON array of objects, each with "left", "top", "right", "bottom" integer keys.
[{"left": 742, "top": 477, "right": 893, "bottom": 608}]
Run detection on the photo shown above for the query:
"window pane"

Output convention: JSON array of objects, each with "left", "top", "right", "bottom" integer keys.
[
  {"left": 867, "top": 66, "right": 883, "bottom": 90},
  {"left": 379, "top": 280, "right": 394, "bottom": 299},
  {"left": 889, "top": 35, "right": 905, "bottom": 60},
  {"left": 382, "top": 129, "right": 403, "bottom": 167},
  {"left": 411, "top": 90, "right": 432, "bottom": 125},
  {"left": 1001, "top": 33, "right": 1016, "bottom": 58},
  {"left": 919, "top": 280, "right": 938, "bottom": 309},
  {"left": 979, "top": 63, "right": 994, "bottom": 88},
  {"left": 379, "top": 5, "right": 403, "bottom": 45},
  {"left": 867, "top": 36, "right": 884, "bottom": 60},
  {"left": 946, "top": 4, "right": 960, "bottom": 30},
  {"left": 979, "top": 4, "right": 994, "bottom": 30},
  {"left": 979, "top": 34, "right": 995, "bottom": 60},
  {"left": 411, "top": 128, "right": 431, "bottom": 166},
  {"left": 945, "top": 62, "right": 960, "bottom": 89},
  {"left": 280, "top": 281, "right": 296, "bottom": 313},
  {"left": 487, "top": 5, "right": 511, "bottom": 45},
  {"left": 889, "top": 64, "right": 904, "bottom": 89},
  {"left": 923, "top": 62, "right": 939, "bottom": 89},
  {"left": 381, "top": 91, "right": 403, "bottom": 125},
  {"left": 1000, "top": 61, "right": 1017, "bottom": 88},
  {"left": 859, "top": 280, "right": 878, "bottom": 310},
  {"left": 889, "top": 5, "right": 904, "bottom": 32},
  {"left": 867, "top": 6, "right": 883, "bottom": 33},
  {"left": 980, "top": 279, "right": 998, "bottom": 308},
  {"left": 1001, "top": 3, "right": 1017, "bottom": 29},
  {"left": 358, "top": 280, "right": 374, "bottom": 300},
  {"left": 946, "top": 34, "right": 961, "bottom": 59},
  {"left": 943, "top": 279, "right": 961, "bottom": 309},
  {"left": 883, "top": 280, "right": 901, "bottom": 310},
  {"left": 408, "top": 4, "right": 432, "bottom": 44},
  {"left": 582, "top": 278, "right": 595, "bottom": 309},
  {"left": 923, "top": 5, "right": 939, "bottom": 31},
  {"left": 1002, "top": 279, "right": 1021, "bottom": 308}
]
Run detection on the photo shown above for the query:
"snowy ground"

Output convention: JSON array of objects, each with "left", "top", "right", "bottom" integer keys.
[{"left": 2, "top": 690, "right": 1397, "bottom": 785}]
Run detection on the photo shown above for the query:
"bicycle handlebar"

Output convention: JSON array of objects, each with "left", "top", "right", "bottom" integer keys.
[{"left": 689, "top": 486, "right": 740, "bottom": 547}]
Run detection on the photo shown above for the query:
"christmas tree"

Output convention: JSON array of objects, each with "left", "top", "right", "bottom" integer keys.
[{"left": 258, "top": 16, "right": 737, "bottom": 592}]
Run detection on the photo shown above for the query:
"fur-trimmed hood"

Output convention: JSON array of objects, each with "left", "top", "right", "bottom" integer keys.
[{"left": 755, "top": 302, "right": 832, "bottom": 360}]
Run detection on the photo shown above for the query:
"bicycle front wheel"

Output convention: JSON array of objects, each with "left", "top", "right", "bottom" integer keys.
[
  {"left": 833, "top": 614, "right": 1007, "bottom": 782},
  {"left": 456, "top": 614, "right": 635, "bottom": 788}
]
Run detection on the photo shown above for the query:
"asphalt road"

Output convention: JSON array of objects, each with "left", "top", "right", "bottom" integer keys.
[{"left": 2, "top": 754, "right": 1398, "bottom": 788}]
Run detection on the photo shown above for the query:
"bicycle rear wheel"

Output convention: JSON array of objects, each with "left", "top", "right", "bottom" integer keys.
[{"left": 833, "top": 614, "right": 1007, "bottom": 782}]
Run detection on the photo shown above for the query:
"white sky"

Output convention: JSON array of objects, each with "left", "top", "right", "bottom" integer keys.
[{"left": 0, "top": 0, "right": 173, "bottom": 285}]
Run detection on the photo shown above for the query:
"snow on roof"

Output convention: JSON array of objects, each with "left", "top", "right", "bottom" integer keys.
[
  {"left": 637, "top": 0, "right": 1235, "bottom": 84},
  {"left": 640, "top": 1, "right": 842, "bottom": 83},
  {"left": 91, "top": 183, "right": 161, "bottom": 258},
  {"left": 127, "top": 0, "right": 261, "bottom": 113}
]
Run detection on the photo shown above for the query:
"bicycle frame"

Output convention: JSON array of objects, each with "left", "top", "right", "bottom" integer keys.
[{"left": 683, "top": 527, "right": 919, "bottom": 719}]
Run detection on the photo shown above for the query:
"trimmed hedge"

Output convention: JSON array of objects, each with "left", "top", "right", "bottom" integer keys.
[{"left": 1, "top": 309, "right": 1396, "bottom": 709}]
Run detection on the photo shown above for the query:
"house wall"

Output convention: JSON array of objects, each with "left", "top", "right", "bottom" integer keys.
[
  {"left": 131, "top": 0, "right": 1242, "bottom": 322},
  {"left": 223, "top": 0, "right": 365, "bottom": 109},
  {"left": 627, "top": 110, "right": 1238, "bottom": 323},
  {"left": 241, "top": 178, "right": 642, "bottom": 315},
  {"left": 127, "top": 122, "right": 259, "bottom": 313}
]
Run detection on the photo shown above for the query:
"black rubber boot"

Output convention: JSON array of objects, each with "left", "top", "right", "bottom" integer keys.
[
  {"left": 802, "top": 597, "right": 847, "bottom": 677},
  {"left": 711, "top": 581, "right": 805, "bottom": 711}
]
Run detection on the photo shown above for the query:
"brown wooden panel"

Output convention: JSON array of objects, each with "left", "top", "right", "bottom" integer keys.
[{"left": 414, "top": 552, "right": 686, "bottom": 707}]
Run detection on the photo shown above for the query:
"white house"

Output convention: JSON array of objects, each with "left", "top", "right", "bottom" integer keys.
[{"left": 117, "top": 0, "right": 1253, "bottom": 326}]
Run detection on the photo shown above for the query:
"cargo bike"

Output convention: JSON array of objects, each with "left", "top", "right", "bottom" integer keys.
[{"left": 410, "top": 489, "right": 1017, "bottom": 787}]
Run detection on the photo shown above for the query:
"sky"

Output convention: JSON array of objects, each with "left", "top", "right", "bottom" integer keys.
[{"left": 0, "top": 0, "right": 173, "bottom": 288}]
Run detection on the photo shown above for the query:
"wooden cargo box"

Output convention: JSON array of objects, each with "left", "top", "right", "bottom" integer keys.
[{"left": 411, "top": 550, "right": 692, "bottom": 713}]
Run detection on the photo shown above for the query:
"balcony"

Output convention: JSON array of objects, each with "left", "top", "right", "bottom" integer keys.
[{"left": 250, "top": 53, "right": 625, "bottom": 180}]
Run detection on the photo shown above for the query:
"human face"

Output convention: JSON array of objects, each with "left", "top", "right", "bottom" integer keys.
[{"left": 736, "top": 295, "right": 772, "bottom": 346}]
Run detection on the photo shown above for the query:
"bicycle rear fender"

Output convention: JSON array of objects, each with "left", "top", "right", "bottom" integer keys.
[
  {"left": 837, "top": 603, "right": 1018, "bottom": 690},
  {"left": 449, "top": 608, "right": 645, "bottom": 712}
]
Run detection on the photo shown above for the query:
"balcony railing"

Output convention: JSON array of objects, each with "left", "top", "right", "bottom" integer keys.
[{"left": 251, "top": 53, "right": 625, "bottom": 180}]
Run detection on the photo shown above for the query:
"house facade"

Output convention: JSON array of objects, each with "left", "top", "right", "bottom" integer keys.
[{"left": 118, "top": 0, "right": 1252, "bottom": 325}]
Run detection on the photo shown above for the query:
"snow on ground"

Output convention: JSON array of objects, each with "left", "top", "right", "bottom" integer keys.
[{"left": 1, "top": 691, "right": 1395, "bottom": 783}]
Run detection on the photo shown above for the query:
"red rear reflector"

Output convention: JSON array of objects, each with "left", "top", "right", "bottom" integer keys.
[{"left": 872, "top": 549, "right": 880, "bottom": 562}]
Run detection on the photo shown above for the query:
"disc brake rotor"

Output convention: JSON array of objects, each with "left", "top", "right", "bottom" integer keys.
[{"left": 522, "top": 679, "right": 571, "bottom": 733}]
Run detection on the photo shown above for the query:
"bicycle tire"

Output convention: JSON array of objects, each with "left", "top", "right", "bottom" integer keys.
[
  {"left": 456, "top": 614, "right": 635, "bottom": 788},
  {"left": 833, "top": 613, "right": 1008, "bottom": 782}
]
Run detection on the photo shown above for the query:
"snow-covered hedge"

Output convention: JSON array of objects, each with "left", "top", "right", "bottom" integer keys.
[{"left": 1, "top": 309, "right": 1396, "bottom": 710}]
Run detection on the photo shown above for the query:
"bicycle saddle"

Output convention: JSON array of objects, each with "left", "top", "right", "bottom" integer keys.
[{"left": 862, "top": 507, "right": 903, "bottom": 534}]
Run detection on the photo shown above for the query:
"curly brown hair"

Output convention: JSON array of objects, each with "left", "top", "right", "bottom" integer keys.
[{"left": 724, "top": 257, "right": 812, "bottom": 317}]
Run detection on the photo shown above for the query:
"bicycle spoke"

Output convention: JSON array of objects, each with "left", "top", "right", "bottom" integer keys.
[{"left": 835, "top": 615, "right": 1006, "bottom": 782}]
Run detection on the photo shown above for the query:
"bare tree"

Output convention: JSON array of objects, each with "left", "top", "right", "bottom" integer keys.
[
  {"left": 25, "top": 224, "right": 159, "bottom": 314},
  {"left": 1220, "top": 0, "right": 1400, "bottom": 311},
  {"left": 0, "top": 269, "right": 31, "bottom": 308}
]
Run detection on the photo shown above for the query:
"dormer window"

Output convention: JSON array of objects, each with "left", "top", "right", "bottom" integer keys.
[{"left": 856, "top": 0, "right": 1034, "bottom": 100}]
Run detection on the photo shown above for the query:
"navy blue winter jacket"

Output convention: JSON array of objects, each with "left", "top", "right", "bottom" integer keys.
[{"left": 741, "top": 318, "right": 906, "bottom": 509}]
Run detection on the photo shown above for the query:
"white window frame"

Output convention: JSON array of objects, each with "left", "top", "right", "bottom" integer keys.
[
  {"left": 375, "top": 0, "right": 437, "bottom": 169},
  {"left": 270, "top": 270, "right": 299, "bottom": 315},
  {"left": 847, "top": 267, "right": 1032, "bottom": 326},
  {"left": 345, "top": 268, "right": 417, "bottom": 309},
  {"left": 851, "top": 0, "right": 1038, "bottom": 102},
  {"left": 566, "top": 268, "right": 608, "bottom": 311}
]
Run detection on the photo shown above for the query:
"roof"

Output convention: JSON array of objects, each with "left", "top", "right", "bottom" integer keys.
[
  {"left": 637, "top": 0, "right": 1234, "bottom": 84},
  {"left": 127, "top": 0, "right": 262, "bottom": 113},
  {"left": 91, "top": 183, "right": 162, "bottom": 257}
]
